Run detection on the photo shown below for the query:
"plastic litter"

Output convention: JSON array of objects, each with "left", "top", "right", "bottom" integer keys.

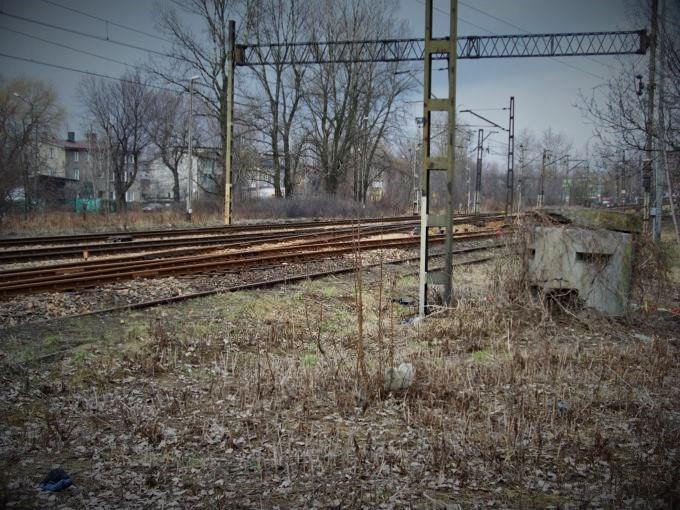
[{"left": 40, "top": 468, "right": 73, "bottom": 492}]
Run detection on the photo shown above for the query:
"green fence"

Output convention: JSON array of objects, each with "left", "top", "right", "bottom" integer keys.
[{"left": 75, "top": 198, "right": 102, "bottom": 213}]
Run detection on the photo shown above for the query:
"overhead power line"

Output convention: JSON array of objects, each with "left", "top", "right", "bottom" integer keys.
[
  {"left": 38, "top": 0, "right": 171, "bottom": 43},
  {"left": 0, "top": 23, "right": 253, "bottom": 104},
  {"left": 0, "top": 50, "right": 251, "bottom": 108},
  {"left": 459, "top": 0, "right": 618, "bottom": 74},
  {"left": 0, "top": 51, "right": 177, "bottom": 90},
  {"left": 0, "top": 24, "right": 146, "bottom": 71},
  {"left": 0, "top": 11, "right": 174, "bottom": 59},
  {"left": 414, "top": 0, "right": 606, "bottom": 80},
  {"left": 459, "top": 1, "right": 527, "bottom": 33}
]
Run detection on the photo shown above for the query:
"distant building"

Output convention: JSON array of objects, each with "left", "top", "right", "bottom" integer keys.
[
  {"left": 146, "top": 147, "right": 222, "bottom": 203},
  {"left": 36, "top": 131, "right": 90, "bottom": 204},
  {"left": 36, "top": 131, "right": 152, "bottom": 207}
]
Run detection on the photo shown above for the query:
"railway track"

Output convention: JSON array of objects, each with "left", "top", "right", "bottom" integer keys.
[
  {"left": 0, "top": 213, "right": 505, "bottom": 264},
  {"left": 0, "top": 222, "right": 415, "bottom": 263},
  {"left": 0, "top": 212, "right": 504, "bottom": 249},
  {"left": 0, "top": 240, "right": 500, "bottom": 329},
  {"left": 0, "top": 230, "right": 502, "bottom": 297}
]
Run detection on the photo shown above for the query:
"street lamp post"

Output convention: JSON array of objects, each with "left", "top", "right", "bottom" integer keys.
[{"left": 186, "top": 76, "right": 199, "bottom": 221}]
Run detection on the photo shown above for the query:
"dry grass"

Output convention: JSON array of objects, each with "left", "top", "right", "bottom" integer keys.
[
  {"left": 0, "top": 209, "right": 222, "bottom": 236},
  {"left": 0, "top": 255, "right": 679, "bottom": 508},
  {"left": 0, "top": 196, "right": 404, "bottom": 237}
]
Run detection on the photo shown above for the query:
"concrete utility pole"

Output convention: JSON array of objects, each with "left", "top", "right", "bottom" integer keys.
[
  {"left": 223, "top": 19, "right": 235, "bottom": 225},
  {"left": 413, "top": 116, "right": 424, "bottom": 214},
  {"left": 653, "top": 0, "right": 665, "bottom": 241},
  {"left": 643, "top": 0, "right": 658, "bottom": 236},
  {"left": 505, "top": 96, "right": 515, "bottom": 219},
  {"left": 464, "top": 131, "right": 472, "bottom": 213},
  {"left": 517, "top": 143, "right": 526, "bottom": 213},
  {"left": 418, "top": 0, "right": 458, "bottom": 317},
  {"left": 186, "top": 75, "right": 199, "bottom": 221},
  {"left": 473, "top": 128, "right": 483, "bottom": 213}
]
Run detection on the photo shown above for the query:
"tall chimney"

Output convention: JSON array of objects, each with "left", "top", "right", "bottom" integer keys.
[{"left": 67, "top": 131, "right": 75, "bottom": 143}]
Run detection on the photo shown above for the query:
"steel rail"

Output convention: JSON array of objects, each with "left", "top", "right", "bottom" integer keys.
[
  {"left": 0, "top": 231, "right": 500, "bottom": 296},
  {"left": 0, "top": 213, "right": 503, "bottom": 248},
  {"left": 0, "top": 213, "right": 504, "bottom": 263},
  {"left": 0, "top": 215, "right": 407, "bottom": 246},
  {"left": 0, "top": 223, "right": 422, "bottom": 280},
  {"left": 0, "top": 222, "right": 417, "bottom": 263},
  {"left": 0, "top": 241, "right": 500, "bottom": 332}
]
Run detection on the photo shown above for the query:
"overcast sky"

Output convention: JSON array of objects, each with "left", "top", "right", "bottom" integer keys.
[{"left": 0, "top": 0, "right": 647, "bottom": 159}]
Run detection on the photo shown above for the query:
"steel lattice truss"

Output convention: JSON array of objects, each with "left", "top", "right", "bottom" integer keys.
[{"left": 237, "top": 30, "right": 647, "bottom": 66}]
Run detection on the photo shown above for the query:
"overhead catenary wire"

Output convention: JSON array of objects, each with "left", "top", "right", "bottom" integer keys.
[
  {"left": 0, "top": 24, "right": 253, "bottom": 103},
  {"left": 37, "top": 0, "right": 172, "bottom": 43},
  {"left": 414, "top": 0, "right": 606, "bottom": 81},
  {"left": 460, "top": 0, "right": 622, "bottom": 74},
  {"left": 0, "top": 9, "right": 253, "bottom": 104},
  {"left": 0, "top": 24, "right": 147, "bottom": 72},
  {"left": 0, "top": 11, "right": 175, "bottom": 59},
  {"left": 0, "top": 51, "right": 179, "bottom": 91},
  {"left": 0, "top": 51, "right": 251, "bottom": 108}
]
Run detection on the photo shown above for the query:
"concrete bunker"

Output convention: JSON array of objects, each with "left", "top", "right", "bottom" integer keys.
[{"left": 526, "top": 209, "right": 639, "bottom": 316}]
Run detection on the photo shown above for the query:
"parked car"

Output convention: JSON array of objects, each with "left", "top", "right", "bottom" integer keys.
[{"left": 142, "top": 202, "right": 169, "bottom": 212}]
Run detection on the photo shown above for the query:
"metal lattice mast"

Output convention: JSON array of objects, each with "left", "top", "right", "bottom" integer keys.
[
  {"left": 504, "top": 96, "right": 515, "bottom": 219},
  {"left": 474, "top": 129, "right": 484, "bottom": 214},
  {"left": 418, "top": 0, "right": 458, "bottom": 317}
]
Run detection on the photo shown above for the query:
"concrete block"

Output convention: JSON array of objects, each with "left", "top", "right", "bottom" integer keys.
[
  {"left": 542, "top": 207, "right": 641, "bottom": 233},
  {"left": 527, "top": 226, "right": 633, "bottom": 315}
]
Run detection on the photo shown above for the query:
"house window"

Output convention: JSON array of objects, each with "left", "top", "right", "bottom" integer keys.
[
  {"left": 74, "top": 152, "right": 79, "bottom": 162},
  {"left": 48, "top": 167, "right": 56, "bottom": 176},
  {"left": 86, "top": 153, "right": 91, "bottom": 162},
  {"left": 49, "top": 147, "right": 54, "bottom": 159},
  {"left": 126, "top": 190, "right": 134, "bottom": 202},
  {"left": 73, "top": 168, "right": 80, "bottom": 180}
]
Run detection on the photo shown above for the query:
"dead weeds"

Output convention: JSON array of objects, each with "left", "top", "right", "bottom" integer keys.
[{"left": 0, "top": 259, "right": 679, "bottom": 508}]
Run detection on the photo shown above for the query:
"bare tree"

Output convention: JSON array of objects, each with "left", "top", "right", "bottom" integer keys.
[
  {"left": 152, "top": 0, "right": 244, "bottom": 204},
  {"left": 540, "top": 127, "right": 574, "bottom": 206},
  {"left": 243, "top": 0, "right": 308, "bottom": 197},
  {"left": 302, "top": 0, "right": 415, "bottom": 198},
  {"left": 0, "top": 76, "right": 63, "bottom": 215},
  {"left": 146, "top": 91, "right": 197, "bottom": 202},
  {"left": 578, "top": 1, "right": 679, "bottom": 154},
  {"left": 80, "top": 71, "right": 154, "bottom": 211}
]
